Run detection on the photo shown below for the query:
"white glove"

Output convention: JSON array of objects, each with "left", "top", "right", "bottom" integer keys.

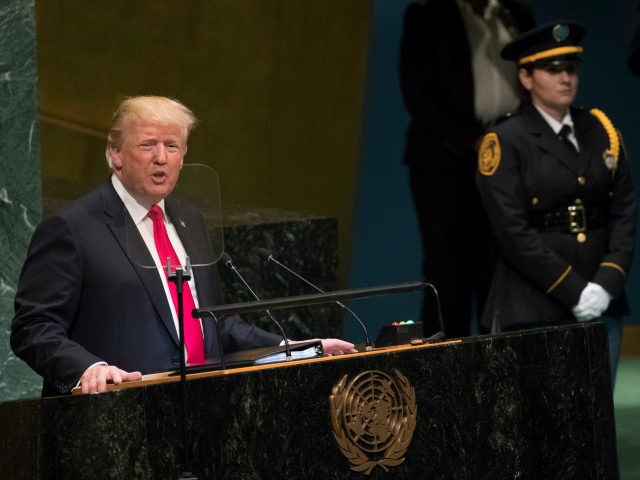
[
  {"left": 583, "top": 282, "right": 612, "bottom": 314},
  {"left": 571, "top": 302, "right": 599, "bottom": 322},
  {"left": 571, "top": 282, "right": 612, "bottom": 322}
]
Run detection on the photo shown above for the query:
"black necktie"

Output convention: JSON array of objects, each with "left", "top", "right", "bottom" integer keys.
[{"left": 558, "top": 124, "right": 579, "bottom": 156}]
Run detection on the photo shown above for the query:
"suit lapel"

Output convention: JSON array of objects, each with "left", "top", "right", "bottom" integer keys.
[
  {"left": 167, "top": 200, "right": 201, "bottom": 265},
  {"left": 99, "top": 182, "right": 180, "bottom": 347},
  {"left": 572, "top": 108, "right": 596, "bottom": 174}
]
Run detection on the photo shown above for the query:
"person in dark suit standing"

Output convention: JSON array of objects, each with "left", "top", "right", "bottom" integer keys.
[
  {"left": 475, "top": 23, "right": 636, "bottom": 384},
  {"left": 628, "top": 0, "right": 640, "bottom": 75},
  {"left": 399, "top": 0, "right": 535, "bottom": 339},
  {"left": 11, "top": 96, "right": 356, "bottom": 396}
]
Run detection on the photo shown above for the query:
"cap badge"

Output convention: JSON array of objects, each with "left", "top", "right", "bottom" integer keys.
[{"left": 552, "top": 24, "right": 569, "bottom": 43}]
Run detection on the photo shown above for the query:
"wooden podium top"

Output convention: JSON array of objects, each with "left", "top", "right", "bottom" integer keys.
[{"left": 72, "top": 339, "right": 462, "bottom": 395}]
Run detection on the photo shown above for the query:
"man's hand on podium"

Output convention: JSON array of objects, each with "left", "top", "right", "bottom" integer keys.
[
  {"left": 286, "top": 338, "right": 357, "bottom": 356},
  {"left": 319, "top": 338, "right": 358, "bottom": 356},
  {"left": 80, "top": 364, "right": 142, "bottom": 394}
]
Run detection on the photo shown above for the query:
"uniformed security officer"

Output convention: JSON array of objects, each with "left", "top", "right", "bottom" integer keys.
[{"left": 475, "top": 21, "right": 636, "bottom": 385}]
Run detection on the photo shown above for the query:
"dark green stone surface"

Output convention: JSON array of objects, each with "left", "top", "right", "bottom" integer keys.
[
  {"left": 220, "top": 214, "right": 341, "bottom": 341},
  {"left": 0, "top": 0, "right": 43, "bottom": 402},
  {"left": 0, "top": 323, "right": 618, "bottom": 479}
]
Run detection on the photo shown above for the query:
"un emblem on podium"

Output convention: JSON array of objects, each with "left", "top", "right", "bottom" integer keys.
[{"left": 329, "top": 369, "right": 417, "bottom": 475}]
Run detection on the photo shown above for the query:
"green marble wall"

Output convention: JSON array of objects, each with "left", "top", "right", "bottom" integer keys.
[{"left": 0, "top": 1, "right": 42, "bottom": 401}]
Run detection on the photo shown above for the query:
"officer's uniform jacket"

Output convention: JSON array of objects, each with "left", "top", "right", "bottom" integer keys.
[{"left": 475, "top": 102, "right": 636, "bottom": 330}]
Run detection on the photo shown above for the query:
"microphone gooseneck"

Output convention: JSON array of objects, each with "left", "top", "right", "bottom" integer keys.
[
  {"left": 254, "top": 248, "right": 373, "bottom": 351},
  {"left": 423, "top": 283, "right": 446, "bottom": 342},
  {"left": 220, "top": 252, "right": 292, "bottom": 361}
]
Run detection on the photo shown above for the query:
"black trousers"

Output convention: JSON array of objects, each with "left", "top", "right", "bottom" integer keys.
[{"left": 409, "top": 168, "right": 496, "bottom": 339}]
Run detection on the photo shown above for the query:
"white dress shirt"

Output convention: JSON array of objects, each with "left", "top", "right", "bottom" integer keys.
[{"left": 534, "top": 106, "right": 580, "bottom": 152}]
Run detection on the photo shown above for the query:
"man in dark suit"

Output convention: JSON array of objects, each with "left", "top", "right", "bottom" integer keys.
[
  {"left": 399, "top": 0, "right": 535, "bottom": 339},
  {"left": 11, "top": 96, "right": 356, "bottom": 396},
  {"left": 629, "top": 0, "right": 640, "bottom": 75}
]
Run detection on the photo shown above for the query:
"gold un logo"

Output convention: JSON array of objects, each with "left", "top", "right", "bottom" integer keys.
[{"left": 329, "top": 369, "right": 417, "bottom": 475}]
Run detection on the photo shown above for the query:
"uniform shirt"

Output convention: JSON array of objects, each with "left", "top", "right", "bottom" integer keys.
[{"left": 535, "top": 106, "right": 579, "bottom": 152}]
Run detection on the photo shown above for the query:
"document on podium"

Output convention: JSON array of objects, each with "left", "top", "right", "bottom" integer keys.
[
  {"left": 253, "top": 341, "right": 323, "bottom": 365},
  {"left": 225, "top": 339, "right": 323, "bottom": 366},
  {"left": 170, "top": 340, "right": 324, "bottom": 375}
]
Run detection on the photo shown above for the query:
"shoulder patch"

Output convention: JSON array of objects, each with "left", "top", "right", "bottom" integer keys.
[{"left": 478, "top": 133, "right": 501, "bottom": 176}]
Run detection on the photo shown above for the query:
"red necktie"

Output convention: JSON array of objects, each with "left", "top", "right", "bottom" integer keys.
[{"left": 148, "top": 205, "right": 205, "bottom": 363}]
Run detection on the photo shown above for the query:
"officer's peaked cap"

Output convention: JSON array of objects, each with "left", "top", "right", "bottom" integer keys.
[{"left": 501, "top": 21, "right": 585, "bottom": 66}]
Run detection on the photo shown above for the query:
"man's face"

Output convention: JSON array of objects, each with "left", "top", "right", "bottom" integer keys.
[
  {"left": 519, "top": 62, "right": 579, "bottom": 119},
  {"left": 110, "top": 120, "right": 186, "bottom": 206}
]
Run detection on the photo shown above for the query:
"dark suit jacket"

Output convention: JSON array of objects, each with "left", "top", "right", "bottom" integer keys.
[
  {"left": 400, "top": 0, "right": 535, "bottom": 173},
  {"left": 629, "top": 0, "right": 640, "bottom": 75},
  {"left": 475, "top": 104, "right": 636, "bottom": 329},
  {"left": 11, "top": 181, "right": 281, "bottom": 396}
]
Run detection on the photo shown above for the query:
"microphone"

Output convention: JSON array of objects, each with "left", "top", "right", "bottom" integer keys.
[
  {"left": 254, "top": 247, "right": 372, "bottom": 351},
  {"left": 417, "top": 283, "right": 446, "bottom": 343},
  {"left": 220, "top": 252, "right": 293, "bottom": 361}
]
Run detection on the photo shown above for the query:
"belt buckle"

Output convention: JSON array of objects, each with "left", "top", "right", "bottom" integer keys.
[{"left": 568, "top": 204, "right": 587, "bottom": 233}]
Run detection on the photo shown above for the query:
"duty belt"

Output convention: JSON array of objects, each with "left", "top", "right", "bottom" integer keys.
[{"left": 529, "top": 203, "right": 608, "bottom": 233}]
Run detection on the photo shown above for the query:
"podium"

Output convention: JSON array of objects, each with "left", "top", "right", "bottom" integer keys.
[{"left": 0, "top": 322, "right": 617, "bottom": 479}]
